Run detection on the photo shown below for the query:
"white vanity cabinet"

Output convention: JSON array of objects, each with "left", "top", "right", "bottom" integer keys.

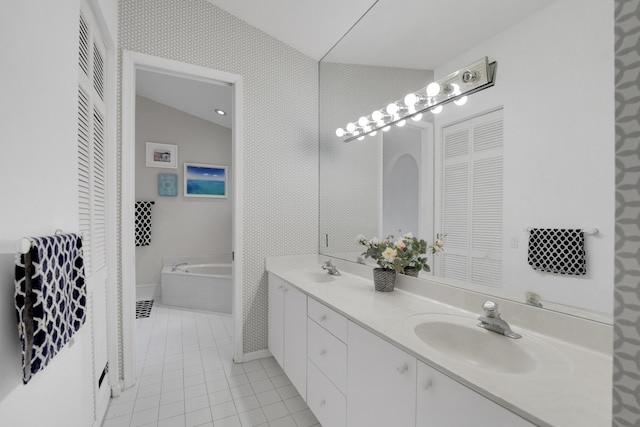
[
  {"left": 267, "top": 273, "right": 307, "bottom": 400},
  {"left": 416, "top": 361, "right": 535, "bottom": 426},
  {"left": 306, "top": 298, "right": 348, "bottom": 427},
  {"left": 347, "top": 321, "right": 417, "bottom": 427}
]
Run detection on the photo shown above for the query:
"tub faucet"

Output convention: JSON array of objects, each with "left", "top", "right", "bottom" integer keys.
[
  {"left": 322, "top": 259, "right": 341, "bottom": 276},
  {"left": 171, "top": 262, "right": 188, "bottom": 272},
  {"left": 477, "top": 301, "right": 521, "bottom": 339}
]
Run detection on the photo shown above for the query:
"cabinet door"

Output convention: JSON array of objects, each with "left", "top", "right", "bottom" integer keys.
[
  {"left": 284, "top": 284, "right": 307, "bottom": 400},
  {"left": 347, "top": 322, "right": 417, "bottom": 427},
  {"left": 416, "top": 361, "right": 534, "bottom": 426},
  {"left": 268, "top": 273, "right": 285, "bottom": 368}
]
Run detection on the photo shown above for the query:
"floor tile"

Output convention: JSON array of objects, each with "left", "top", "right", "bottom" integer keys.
[
  {"left": 185, "top": 407, "right": 212, "bottom": 427},
  {"left": 266, "top": 415, "right": 297, "bottom": 427},
  {"left": 211, "top": 401, "right": 238, "bottom": 420},
  {"left": 131, "top": 407, "right": 160, "bottom": 426},
  {"left": 290, "top": 409, "right": 318, "bottom": 427},
  {"left": 105, "top": 306, "right": 309, "bottom": 427},
  {"left": 214, "top": 415, "right": 242, "bottom": 427},
  {"left": 159, "top": 400, "right": 185, "bottom": 420},
  {"left": 261, "top": 401, "right": 289, "bottom": 422},
  {"left": 161, "top": 389, "right": 185, "bottom": 405},
  {"left": 237, "top": 408, "right": 266, "bottom": 427},
  {"left": 209, "top": 389, "right": 234, "bottom": 406},
  {"left": 185, "top": 394, "right": 210, "bottom": 413},
  {"left": 283, "top": 396, "right": 307, "bottom": 414},
  {"left": 158, "top": 414, "right": 186, "bottom": 427},
  {"left": 255, "top": 390, "right": 281, "bottom": 407},
  {"left": 230, "top": 384, "right": 254, "bottom": 400},
  {"left": 102, "top": 414, "right": 132, "bottom": 427},
  {"left": 233, "top": 395, "right": 260, "bottom": 413},
  {"left": 250, "top": 378, "right": 274, "bottom": 394}
]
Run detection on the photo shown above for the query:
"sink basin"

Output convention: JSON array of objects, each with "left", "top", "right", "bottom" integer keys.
[
  {"left": 404, "top": 313, "right": 569, "bottom": 375},
  {"left": 286, "top": 268, "right": 338, "bottom": 284}
]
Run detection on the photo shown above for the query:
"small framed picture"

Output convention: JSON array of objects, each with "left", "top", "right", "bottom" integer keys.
[
  {"left": 184, "top": 163, "right": 227, "bottom": 198},
  {"left": 158, "top": 173, "right": 178, "bottom": 197},
  {"left": 146, "top": 142, "right": 178, "bottom": 168}
]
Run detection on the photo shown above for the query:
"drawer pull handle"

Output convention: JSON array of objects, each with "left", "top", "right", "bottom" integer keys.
[
  {"left": 320, "top": 349, "right": 327, "bottom": 356},
  {"left": 397, "top": 363, "right": 409, "bottom": 374},
  {"left": 284, "top": 288, "right": 289, "bottom": 293},
  {"left": 422, "top": 378, "right": 433, "bottom": 390},
  {"left": 320, "top": 314, "right": 327, "bottom": 322},
  {"left": 278, "top": 285, "right": 283, "bottom": 290},
  {"left": 320, "top": 399, "right": 326, "bottom": 406}
]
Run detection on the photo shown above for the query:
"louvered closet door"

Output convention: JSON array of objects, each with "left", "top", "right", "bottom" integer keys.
[
  {"left": 441, "top": 109, "right": 503, "bottom": 288},
  {"left": 78, "top": 7, "right": 110, "bottom": 427}
]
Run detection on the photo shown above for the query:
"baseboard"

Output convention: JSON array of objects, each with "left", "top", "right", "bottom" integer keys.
[
  {"left": 238, "top": 349, "right": 272, "bottom": 363},
  {"left": 136, "top": 283, "right": 159, "bottom": 301}
]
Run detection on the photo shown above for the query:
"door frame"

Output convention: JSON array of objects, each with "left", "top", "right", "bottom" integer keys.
[{"left": 120, "top": 50, "right": 244, "bottom": 388}]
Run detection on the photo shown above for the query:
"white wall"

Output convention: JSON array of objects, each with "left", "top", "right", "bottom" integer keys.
[
  {"left": 434, "top": 0, "right": 614, "bottom": 315},
  {"left": 135, "top": 96, "right": 232, "bottom": 286},
  {"left": 120, "top": 0, "right": 319, "bottom": 354},
  {"left": 0, "top": 0, "right": 116, "bottom": 425}
]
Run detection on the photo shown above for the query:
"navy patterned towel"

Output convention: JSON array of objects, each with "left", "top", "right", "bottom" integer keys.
[
  {"left": 527, "top": 228, "right": 586, "bottom": 275},
  {"left": 14, "top": 233, "right": 87, "bottom": 384}
]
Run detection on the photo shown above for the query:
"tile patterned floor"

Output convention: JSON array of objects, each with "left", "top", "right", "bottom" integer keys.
[{"left": 102, "top": 305, "right": 320, "bottom": 427}]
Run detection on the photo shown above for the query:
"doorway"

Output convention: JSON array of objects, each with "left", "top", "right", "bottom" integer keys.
[{"left": 120, "top": 51, "right": 244, "bottom": 389}]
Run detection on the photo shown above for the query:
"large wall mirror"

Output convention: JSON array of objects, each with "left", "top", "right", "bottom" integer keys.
[{"left": 319, "top": 0, "right": 614, "bottom": 322}]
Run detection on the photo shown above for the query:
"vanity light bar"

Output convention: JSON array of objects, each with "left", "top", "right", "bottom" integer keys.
[{"left": 338, "top": 57, "right": 497, "bottom": 142}]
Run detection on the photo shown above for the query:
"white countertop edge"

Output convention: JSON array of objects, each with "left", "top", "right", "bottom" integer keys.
[{"left": 265, "top": 254, "right": 613, "bottom": 427}]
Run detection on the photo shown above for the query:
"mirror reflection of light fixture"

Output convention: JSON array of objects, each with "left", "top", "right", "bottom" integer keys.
[{"left": 337, "top": 57, "right": 497, "bottom": 142}]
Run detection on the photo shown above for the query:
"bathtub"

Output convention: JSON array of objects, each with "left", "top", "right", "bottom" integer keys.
[{"left": 161, "top": 262, "right": 232, "bottom": 313}]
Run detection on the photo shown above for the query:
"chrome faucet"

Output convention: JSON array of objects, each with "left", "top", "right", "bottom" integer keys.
[
  {"left": 477, "top": 301, "right": 522, "bottom": 339},
  {"left": 322, "top": 259, "right": 341, "bottom": 276},
  {"left": 171, "top": 262, "right": 188, "bottom": 272}
]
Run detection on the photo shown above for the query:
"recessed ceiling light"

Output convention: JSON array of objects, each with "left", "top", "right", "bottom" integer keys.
[{"left": 215, "top": 109, "right": 226, "bottom": 116}]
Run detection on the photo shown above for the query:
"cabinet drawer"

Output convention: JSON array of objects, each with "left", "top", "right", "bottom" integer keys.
[
  {"left": 307, "top": 360, "right": 346, "bottom": 427},
  {"left": 308, "top": 297, "right": 348, "bottom": 342},
  {"left": 308, "top": 319, "right": 347, "bottom": 393}
]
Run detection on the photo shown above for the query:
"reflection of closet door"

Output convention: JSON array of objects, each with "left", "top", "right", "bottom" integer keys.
[{"left": 438, "top": 109, "right": 504, "bottom": 288}]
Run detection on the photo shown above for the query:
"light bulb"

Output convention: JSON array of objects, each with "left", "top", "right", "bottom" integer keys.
[
  {"left": 357, "top": 135, "right": 365, "bottom": 141},
  {"left": 371, "top": 110, "right": 383, "bottom": 122},
  {"left": 396, "top": 120, "right": 406, "bottom": 127},
  {"left": 370, "top": 131, "right": 377, "bottom": 136},
  {"left": 451, "top": 83, "right": 461, "bottom": 95},
  {"left": 386, "top": 103, "right": 399, "bottom": 115},
  {"left": 346, "top": 122, "right": 356, "bottom": 132},
  {"left": 426, "top": 82, "right": 441, "bottom": 97},
  {"left": 336, "top": 128, "right": 345, "bottom": 137},
  {"left": 431, "top": 105, "right": 443, "bottom": 114},
  {"left": 358, "top": 116, "right": 369, "bottom": 127},
  {"left": 411, "top": 113, "right": 423, "bottom": 121},
  {"left": 454, "top": 96, "right": 468, "bottom": 106},
  {"left": 382, "top": 125, "right": 391, "bottom": 132},
  {"left": 404, "top": 93, "right": 418, "bottom": 107}
]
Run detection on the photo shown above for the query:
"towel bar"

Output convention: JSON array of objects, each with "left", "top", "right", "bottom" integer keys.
[{"left": 524, "top": 227, "right": 598, "bottom": 235}]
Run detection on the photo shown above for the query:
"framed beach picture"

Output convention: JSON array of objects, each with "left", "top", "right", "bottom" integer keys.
[
  {"left": 146, "top": 142, "right": 178, "bottom": 168},
  {"left": 184, "top": 163, "right": 227, "bottom": 198}
]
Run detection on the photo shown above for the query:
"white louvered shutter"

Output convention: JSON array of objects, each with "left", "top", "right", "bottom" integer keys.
[
  {"left": 77, "top": 7, "right": 110, "bottom": 427},
  {"left": 440, "top": 109, "right": 503, "bottom": 287}
]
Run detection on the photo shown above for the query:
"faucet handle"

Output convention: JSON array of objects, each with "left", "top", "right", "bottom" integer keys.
[{"left": 482, "top": 300, "right": 499, "bottom": 318}]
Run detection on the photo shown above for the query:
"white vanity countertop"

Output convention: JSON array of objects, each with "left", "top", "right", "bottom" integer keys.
[{"left": 266, "top": 255, "right": 612, "bottom": 427}]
